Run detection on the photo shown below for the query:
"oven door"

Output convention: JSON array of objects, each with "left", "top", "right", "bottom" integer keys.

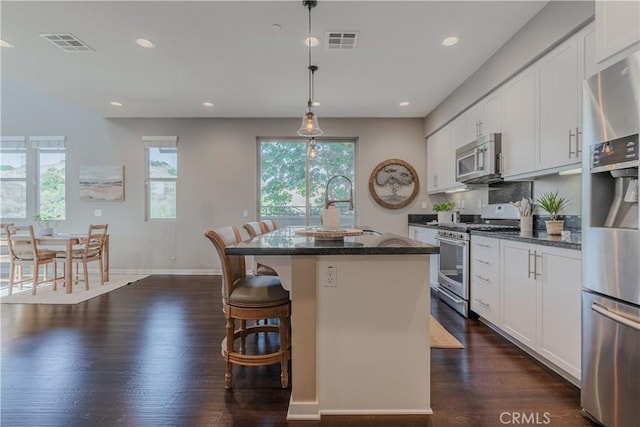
[{"left": 436, "top": 235, "right": 469, "bottom": 300}]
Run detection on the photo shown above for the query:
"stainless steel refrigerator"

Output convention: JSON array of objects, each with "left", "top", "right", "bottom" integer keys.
[{"left": 581, "top": 51, "right": 640, "bottom": 427}]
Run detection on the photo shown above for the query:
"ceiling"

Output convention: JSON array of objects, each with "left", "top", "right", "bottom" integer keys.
[{"left": 0, "top": 1, "right": 548, "bottom": 119}]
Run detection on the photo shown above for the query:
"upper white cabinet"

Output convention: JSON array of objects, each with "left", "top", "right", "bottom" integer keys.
[
  {"left": 595, "top": 0, "right": 640, "bottom": 63},
  {"left": 502, "top": 66, "right": 536, "bottom": 178},
  {"left": 536, "top": 34, "right": 582, "bottom": 172},
  {"left": 582, "top": 22, "right": 640, "bottom": 80},
  {"left": 427, "top": 125, "right": 462, "bottom": 194},
  {"left": 451, "top": 90, "right": 504, "bottom": 149}
]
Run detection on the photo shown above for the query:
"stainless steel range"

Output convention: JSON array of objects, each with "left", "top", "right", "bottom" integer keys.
[{"left": 436, "top": 203, "right": 520, "bottom": 317}]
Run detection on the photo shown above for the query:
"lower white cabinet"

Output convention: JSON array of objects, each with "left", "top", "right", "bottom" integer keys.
[
  {"left": 500, "top": 239, "right": 582, "bottom": 380},
  {"left": 470, "top": 235, "right": 501, "bottom": 324},
  {"left": 409, "top": 226, "right": 439, "bottom": 289}
]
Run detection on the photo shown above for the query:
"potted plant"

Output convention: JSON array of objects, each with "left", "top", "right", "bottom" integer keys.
[
  {"left": 536, "top": 191, "right": 569, "bottom": 235},
  {"left": 434, "top": 201, "right": 456, "bottom": 223},
  {"left": 34, "top": 214, "right": 58, "bottom": 236}
]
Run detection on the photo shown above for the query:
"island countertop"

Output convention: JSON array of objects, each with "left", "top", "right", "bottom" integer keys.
[{"left": 226, "top": 226, "right": 439, "bottom": 256}]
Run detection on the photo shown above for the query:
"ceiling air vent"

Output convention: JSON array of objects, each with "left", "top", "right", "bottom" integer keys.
[
  {"left": 326, "top": 32, "right": 358, "bottom": 50},
  {"left": 40, "top": 33, "right": 94, "bottom": 52}
]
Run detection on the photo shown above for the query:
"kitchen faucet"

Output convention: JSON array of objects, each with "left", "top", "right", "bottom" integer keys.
[{"left": 324, "top": 175, "right": 354, "bottom": 209}]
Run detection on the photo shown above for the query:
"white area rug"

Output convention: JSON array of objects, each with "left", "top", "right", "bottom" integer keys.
[{"left": 0, "top": 274, "right": 148, "bottom": 304}]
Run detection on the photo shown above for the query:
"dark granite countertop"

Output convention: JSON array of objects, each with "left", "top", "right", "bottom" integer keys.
[
  {"left": 470, "top": 230, "right": 581, "bottom": 250},
  {"left": 226, "top": 226, "right": 440, "bottom": 256},
  {"left": 409, "top": 222, "right": 581, "bottom": 250}
]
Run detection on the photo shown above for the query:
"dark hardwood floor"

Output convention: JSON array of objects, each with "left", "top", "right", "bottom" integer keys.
[{"left": 1, "top": 275, "right": 596, "bottom": 426}]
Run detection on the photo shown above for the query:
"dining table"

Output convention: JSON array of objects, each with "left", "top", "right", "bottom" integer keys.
[{"left": 36, "top": 233, "right": 110, "bottom": 294}]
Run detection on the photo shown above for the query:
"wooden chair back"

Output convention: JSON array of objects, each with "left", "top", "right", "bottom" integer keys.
[
  {"left": 204, "top": 226, "right": 245, "bottom": 303},
  {"left": 84, "top": 224, "right": 108, "bottom": 260},
  {"left": 259, "top": 220, "right": 277, "bottom": 233},
  {"left": 242, "top": 222, "right": 263, "bottom": 239},
  {"left": 6, "top": 225, "right": 38, "bottom": 261}
]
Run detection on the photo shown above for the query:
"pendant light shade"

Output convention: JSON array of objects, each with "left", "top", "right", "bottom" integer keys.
[
  {"left": 307, "top": 137, "right": 318, "bottom": 158},
  {"left": 297, "top": 0, "right": 323, "bottom": 137}
]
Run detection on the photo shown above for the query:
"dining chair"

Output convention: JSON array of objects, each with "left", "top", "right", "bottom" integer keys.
[
  {"left": 242, "top": 221, "right": 263, "bottom": 239},
  {"left": 5, "top": 225, "right": 61, "bottom": 295},
  {"left": 205, "top": 226, "right": 291, "bottom": 389},
  {"left": 56, "top": 224, "right": 108, "bottom": 290}
]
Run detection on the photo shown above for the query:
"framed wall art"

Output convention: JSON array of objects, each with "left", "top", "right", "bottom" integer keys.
[
  {"left": 79, "top": 165, "right": 125, "bottom": 201},
  {"left": 369, "top": 159, "right": 419, "bottom": 209}
]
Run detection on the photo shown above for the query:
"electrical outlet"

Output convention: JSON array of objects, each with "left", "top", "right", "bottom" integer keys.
[
  {"left": 460, "top": 200, "right": 465, "bottom": 209},
  {"left": 421, "top": 201, "right": 427, "bottom": 209},
  {"left": 478, "top": 199, "right": 483, "bottom": 209},
  {"left": 324, "top": 265, "right": 337, "bottom": 287},
  {"left": 242, "top": 210, "right": 248, "bottom": 218},
  {"left": 94, "top": 209, "right": 102, "bottom": 217}
]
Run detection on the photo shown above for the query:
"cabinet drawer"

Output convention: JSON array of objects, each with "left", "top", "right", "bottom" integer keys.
[
  {"left": 471, "top": 265, "right": 499, "bottom": 290},
  {"left": 471, "top": 273, "right": 500, "bottom": 324},
  {"left": 471, "top": 237, "right": 500, "bottom": 273}
]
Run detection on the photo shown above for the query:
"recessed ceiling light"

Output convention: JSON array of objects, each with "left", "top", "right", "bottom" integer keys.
[
  {"left": 399, "top": 101, "right": 410, "bottom": 107},
  {"left": 311, "top": 101, "right": 320, "bottom": 107},
  {"left": 136, "top": 38, "right": 156, "bottom": 49},
  {"left": 305, "top": 36, "right": 320, "bottom": 47},
  {"left": 271, "top": 24, "right": 282, "bottom": 32},
  {"left": 203, "top": 102, "right": 214, "bottom": 107},
  {"left": 442, "top": 36, "right": 459, "bottom": 47},
  {"left": 110, "top": 101, "right": 123, "bottom": 107},
  {"left": 0, "top": 39, "right": 14, "bottom": 48}
]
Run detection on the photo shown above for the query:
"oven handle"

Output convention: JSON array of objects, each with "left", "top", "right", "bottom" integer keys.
[
  {"left": 591, "top": 303, "right": 640, "bottom": 331},
  {"left": 435, "top": 236, "right": 469, "bottom": 247}
]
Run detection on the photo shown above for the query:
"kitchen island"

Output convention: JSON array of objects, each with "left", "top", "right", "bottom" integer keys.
[{"left": 226, "top": 227, "right": 439, "bottom": 420}]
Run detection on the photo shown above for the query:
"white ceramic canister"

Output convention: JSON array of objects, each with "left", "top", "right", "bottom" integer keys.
[{"left": 321, "top": 206, "right": 341, "bottom": 230}]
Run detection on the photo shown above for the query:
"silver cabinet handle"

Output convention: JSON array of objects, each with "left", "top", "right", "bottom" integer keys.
[
  {"left": 474, "top": 258, "right": 490, "bottom": 265},
  {"left": 475, "top": 243, "right": 491, "bottom": 248},
  {"left": 569, "top": 129, "right": 576, "bottom": 157},
  {"left": 576, "top": 127, "right": 582, "bottom": 156},
  {"left": 592, "top": 303, "right": 640, "bottom": 331},
  {"left": 474, "top": 274, "right": 490, "bottom": 282},
  {"left": 534, "top": 252, "right": 542, "bottom": 278},
  {"left": 527, "top": 249, "right": 534, "bottom": 278},
  {"left": 474, "top": 298, "right": 490, "bottom": 308}
]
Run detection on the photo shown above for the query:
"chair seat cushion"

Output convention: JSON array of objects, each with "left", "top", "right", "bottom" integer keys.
[
  {"left": 228, "top": 275, "right": 289, "bottom": 307},
  {"left": 15, "top": 249, "right": 56, "bottom": 261},
  {"left": 55, "top": 248, "right": 100, "bottom": 259},
  {"left": 256, "top": 263, "right": 278, "bottom": 276}
]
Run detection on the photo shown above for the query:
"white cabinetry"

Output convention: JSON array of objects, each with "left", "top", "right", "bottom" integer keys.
[
  {"left": 595, "top": 0, "right": 640, "bottom": 63},
  {"left": 409, "top": 226, "right": 439, "bottom": 289},
  {"left": 502, "top": 66, "right": 536, "bottom": 179},
  {"left": 582, "top": 22, "right": 640, "bottom": 80},
  {"left": 470, "top": 235, "right": 501, "bottom": 324},
  {"left": 451, "top": 90, "right": 504, "bottom": 149},
  {"left": 536, "top": 34, "right": 582, "bottom": 172},
  {"left": 427, "top": 125, "right": 461, "bottom": 194},
  {"left": 500, "top": 239, "right": 582, "bottom": 380}
]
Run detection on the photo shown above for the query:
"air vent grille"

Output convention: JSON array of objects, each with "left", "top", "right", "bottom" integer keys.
[
  {"left": 40, "top": 33, "right": 94, "bottom": 52},
  {"left": 326, "top": 32, "right": 358, "bottom": 50}
]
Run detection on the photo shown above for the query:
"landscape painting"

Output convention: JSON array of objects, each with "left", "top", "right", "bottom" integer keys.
[{"left": 79, "top": 166, "right": 124, "bottom": 201}]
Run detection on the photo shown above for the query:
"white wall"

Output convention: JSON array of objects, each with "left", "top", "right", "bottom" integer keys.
[{"left": 2, "top": 80, "right": 427, "bottom": 273}]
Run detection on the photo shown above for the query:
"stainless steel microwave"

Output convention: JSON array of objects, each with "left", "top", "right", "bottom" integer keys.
[{"left": 455, "top": 133, "right": 502, "bottom": 184}]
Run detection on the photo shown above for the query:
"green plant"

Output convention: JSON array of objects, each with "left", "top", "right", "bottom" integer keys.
[
  {"left": 433, "top": 201, "right": 456, "bottom": 212},
  {"left": 34, "top": 214, "right": 58, "bottom": 228},
  {"left": 536, "top": 191, "right": 569, "bottom": 220}
]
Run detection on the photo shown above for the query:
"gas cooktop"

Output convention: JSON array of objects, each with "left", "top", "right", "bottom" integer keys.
[{"left": 437, "top": 222, "right": 520, "bottom": 232}]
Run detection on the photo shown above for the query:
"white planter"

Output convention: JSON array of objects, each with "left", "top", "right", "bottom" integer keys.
[
  {"left": 437, "top": 211, "right": 452, "bottom": 223},
  {"left": 39, "top": 227, "right": 53, "bottom": 236}
]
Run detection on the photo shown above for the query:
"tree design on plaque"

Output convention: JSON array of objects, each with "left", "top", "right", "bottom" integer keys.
[{"left": 369, "top": 159, "right": 419, "bottom": 209}]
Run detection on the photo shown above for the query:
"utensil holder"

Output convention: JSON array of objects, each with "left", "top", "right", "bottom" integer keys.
[{"left": 520, "top": 216, "right": 533, "bottom": 232}]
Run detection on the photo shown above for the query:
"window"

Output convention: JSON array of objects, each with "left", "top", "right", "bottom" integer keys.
[
  {"left": 144, "top": 136, "right": 178, "bottom": 220},
  {"left": 32, "top": 137, "right": 66, "bottom": 220},
  {"left": 0, "top": 136, "right": 65, "bottom": 221},
  {"left": 0, "top": 137, "right": 27, "bottom": 219},
  {"left": 259, "top": 138, "right": 356, "bottom": 227}
]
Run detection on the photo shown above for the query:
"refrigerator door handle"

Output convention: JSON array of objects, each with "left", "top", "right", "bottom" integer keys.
[{"left": 592, "top": 303, "right": 640, "bottom": 331}]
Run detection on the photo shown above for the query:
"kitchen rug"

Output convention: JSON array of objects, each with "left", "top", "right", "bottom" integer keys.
[
  {"left": 0, "top": 274, "right": 148, "bottom": 304},
  {"left": 430, "top": 315, "right": 464, "bottom": 349}
]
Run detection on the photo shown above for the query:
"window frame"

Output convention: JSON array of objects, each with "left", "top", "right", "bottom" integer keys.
[
  {"left": 0, "top": 137, "right": 28, "bottom": 220},
  {"left": 143, "top": 136, "right": 178, "bottom": 221},
  {"left": 257, "top": 137, "right": 357, "bottom": 228}
]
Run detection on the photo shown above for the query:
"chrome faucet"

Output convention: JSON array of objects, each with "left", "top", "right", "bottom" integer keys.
[{"left": 324, "top": 175, "right": 354, "bottom": 209}]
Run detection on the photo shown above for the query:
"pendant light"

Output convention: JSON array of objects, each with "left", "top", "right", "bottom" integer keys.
[
  {"left": 308, "top": 137, "right": 318, "bottom": 158},
  {"left": 297, "top": 0, "right": 323, "bottom": 137}
]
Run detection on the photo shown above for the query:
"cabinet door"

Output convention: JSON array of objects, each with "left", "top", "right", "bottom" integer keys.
[
  {"left": 502, "top": 66, "right": 536, "bottom": 178},
  {"left": 479, "top": 89, "right": 503, "bottom": 136},
  {"left": 595, "top": 0, "right": 640, "bottom": 63},
  {"left": 537, "top": 246, "right": 582, "bottom": 379},
  {"left": 470, "top": 236, "right": 501, "bottom": 324},
  {"left": 536, "top": 35, "right": 580, "bottom": 171},
  {"left": 427, "top": 127, "right": 448, "bottom": 193},
  {"left": 501, "top": 239, "right": 537, "bottom": 350}
]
